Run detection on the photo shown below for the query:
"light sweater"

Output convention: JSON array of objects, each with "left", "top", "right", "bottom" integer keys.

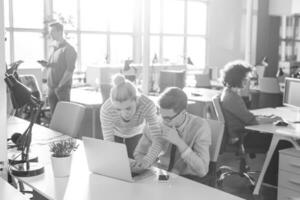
[{"left": 134, "top": 113, "right": 211, "bottom": 177}]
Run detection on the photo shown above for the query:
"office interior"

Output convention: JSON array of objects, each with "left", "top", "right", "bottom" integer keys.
[{"left": 1, "top": 0, "right": 300, "bottom": 200}]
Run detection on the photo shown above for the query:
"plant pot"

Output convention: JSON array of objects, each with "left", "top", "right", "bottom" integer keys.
[{"left": 51, "top": 155, "right": 73, "bottom": 177}]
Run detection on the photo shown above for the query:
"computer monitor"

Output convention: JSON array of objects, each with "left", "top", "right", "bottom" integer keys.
[
  {"left": 159, "top": 70, "right": 186, "bottom": 93},
  {"left": 283, "top": 77, "right": 300, "bottom": 108}
]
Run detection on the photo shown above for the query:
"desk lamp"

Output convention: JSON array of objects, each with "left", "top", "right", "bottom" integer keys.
[{"left": 5, "top": 73, "right": 44, "bottom": 177}]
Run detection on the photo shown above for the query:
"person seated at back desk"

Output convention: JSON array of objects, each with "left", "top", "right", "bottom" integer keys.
[
  {"left": 220, "top": 60, "right": 292, "bottom": 186},
  {"left": 133, "top": 87, "right": 211, "bottom": 182},
  {"left": 100, "top": 74, "right": 162, "bottom": 168}
]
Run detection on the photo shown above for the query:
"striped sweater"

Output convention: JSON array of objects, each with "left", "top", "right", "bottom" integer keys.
[{"left": 100, "top": 95, "right": 162, "bottom": 165}]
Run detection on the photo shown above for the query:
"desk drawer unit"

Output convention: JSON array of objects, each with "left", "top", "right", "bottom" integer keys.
[
  {"left": 278, "top": 187, "right": 300, "bottom": 200},
  {"left": 278, "top": 171, "right": 300, "bottom": 192},
  {"left": 278, "top": 148, "right": 300, "bottom": 200},
  {"left": 279, "top": 149, "right": 300, "bottom": 174}
]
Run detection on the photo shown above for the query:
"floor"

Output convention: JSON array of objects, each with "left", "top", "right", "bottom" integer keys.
[{"left": 217, "top": 152, "right": 277, "bottom": 200}]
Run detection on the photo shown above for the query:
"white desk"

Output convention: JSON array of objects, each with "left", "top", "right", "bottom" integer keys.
[
  {"left": 184, "top": 87, "right": 220, "bottom": 118},
  {"left": 246, "top": 107, "right": 300, "bottom": 195},
  {"left": 0, "top": 177, "right": 28, "bottom": 200},
  {"left": 8, "top": 118, "right": 244, "bottom": 200}
]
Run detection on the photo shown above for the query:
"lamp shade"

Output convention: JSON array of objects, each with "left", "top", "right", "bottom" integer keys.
[
  {"left": 5, "top": 74, "right": 32, "bottom": 109},
  {"left": 269, "top": 0, "right": 300, "bottom": 16}
]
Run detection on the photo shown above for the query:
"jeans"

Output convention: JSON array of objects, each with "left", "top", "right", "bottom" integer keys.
[
  {"left": 114, "top": 134, "right": 142, "bottom": 159},
  {"left": 48, "top": 87, "right": 71, "bottom": 114}
]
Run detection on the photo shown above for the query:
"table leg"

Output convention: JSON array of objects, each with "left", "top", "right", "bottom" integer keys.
[
  {"left": 92, "top": 109, "right": 96, "bottom": 138},
  {"left": 253, "top": 136, "right": 280, "bottom": 195}
]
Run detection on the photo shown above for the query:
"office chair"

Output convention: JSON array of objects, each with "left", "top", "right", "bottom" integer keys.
[
  {"left": 49, "top": 101, "right": 86, "bottom": 138},
  {"left": 258, "top": 77, "right": 282, "bottom": 108},
  {"left": 204, "top": 119, "right": 225, "bottom": 187},
  {"left": 212, "top": 96, "right": 260, "bottom": 191}
]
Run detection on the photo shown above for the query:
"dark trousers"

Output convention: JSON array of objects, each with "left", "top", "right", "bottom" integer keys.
[
  {"left": 114, "top": 134, "right": 142, "bottom": 158},
  {"left": 48, "top": 87, "right": 71, "bottom": 114}
]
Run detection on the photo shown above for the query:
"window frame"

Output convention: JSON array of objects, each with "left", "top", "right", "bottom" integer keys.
[{"left": 4, "top": 0, "right": 208, "bottom": 71}]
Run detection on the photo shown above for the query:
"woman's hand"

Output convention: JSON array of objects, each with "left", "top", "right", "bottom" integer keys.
[
  {"left": 130, "top": 159, "right": 149, "bottom": 173},
  {"left": 256, "top": 115, "right": 283, "bottom": 124}
]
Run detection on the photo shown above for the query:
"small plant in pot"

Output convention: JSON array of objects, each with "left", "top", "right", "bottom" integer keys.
[{"left": 49, "top": 138, "right": 78, "bottom": 177}]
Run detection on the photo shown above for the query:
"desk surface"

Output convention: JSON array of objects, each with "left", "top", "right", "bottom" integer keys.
[
  {"left": 7, "top": 117, "right": 69, "bottom": 145},
  {"left": 246, "top": 107, "right": 300, "bottom": 139},
  {"left": 183, "top": 87, "right": 220, "bottom": 102},
  {"left": 71, "top": 88, "right": 103, "bottom": 106},
  {"left": 19, "top": 146, "right": 244, "bottom": 200},
  {"left": 0, "top": 178, "right": 27, "bottom": 200},
  {"left": 8, "top": 118, "right": 244, "bottom": 200}
]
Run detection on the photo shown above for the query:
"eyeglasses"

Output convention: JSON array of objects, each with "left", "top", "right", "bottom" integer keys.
[{"left": 162, "top": 111, "right": 182, "bottom": 121}]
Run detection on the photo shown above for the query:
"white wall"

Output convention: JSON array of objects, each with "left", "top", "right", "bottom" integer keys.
[
  {"left": 0, "top": 0, "right": 7, "bottom": 178},
  {"left": 207, "top": 0, "right": 248, "bottom": 68}
]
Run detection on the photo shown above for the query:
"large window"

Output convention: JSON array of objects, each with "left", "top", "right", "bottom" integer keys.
[
  {"left": 14, "top": 32, "right": 44, "bottom": 63},
  {"left": 150, "top": 0, "right": 208, "bottom": 68},
  {"left": 4, "top": 0, "right": 208, "bottom": 70}
]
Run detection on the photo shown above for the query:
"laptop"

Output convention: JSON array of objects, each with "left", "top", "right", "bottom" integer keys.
[{"left": 82, "top": 136, "right": 148, "bottom": 182}]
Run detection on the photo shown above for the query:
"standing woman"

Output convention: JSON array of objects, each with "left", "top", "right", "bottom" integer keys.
[{"left": 100, "top": 74, "right": 161, "bottom": 166}]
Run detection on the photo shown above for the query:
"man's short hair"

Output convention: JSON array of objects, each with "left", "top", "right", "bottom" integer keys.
[
  {"left": 49, "top": 22, "right": 64, "bottom": 32},
  {"left": 158, "top": 87, "right": 187, "bottom": 113}
]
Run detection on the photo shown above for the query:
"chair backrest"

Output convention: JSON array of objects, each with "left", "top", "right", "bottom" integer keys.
[
  {"left": 195, "top": 73, "right": 211, "bottom": 88},
  {"left": 49, "top": 101, "right": 86, "bottom": 138},
  {"left": 207, "top": 119, "right": 225, "bottom": 162},
  {"left": 19, "top": 74, "right": 41, "bottom": 99},
  {"left": 211, "top": 95, "right": 229, "bottom": 154},
  {"left": 258, "top": 77, "right": 280, "bottom": 94},
  {"left": 212, "top": 95, "right": 225, "bottom": 122}
]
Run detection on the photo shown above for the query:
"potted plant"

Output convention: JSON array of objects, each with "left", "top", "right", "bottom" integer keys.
[{"left": 49, "top": 138, "right": 78, "bottom": 177}]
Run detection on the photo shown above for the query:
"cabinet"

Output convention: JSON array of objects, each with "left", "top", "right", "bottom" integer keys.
[
  {"left": 278, "top": 15, "right": 300, "bottom": 76},
  {"left": 278, "top": 148, "right": 300, "bottom": 200}
]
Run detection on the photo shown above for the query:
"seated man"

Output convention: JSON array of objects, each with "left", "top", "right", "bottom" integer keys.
[{"left": 133, "top": 87, "right": 211, "bottom": 181}]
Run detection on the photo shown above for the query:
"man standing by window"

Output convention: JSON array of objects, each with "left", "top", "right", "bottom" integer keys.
[{"left": 38, "top": 22, "right": 77, "bottom": 113}]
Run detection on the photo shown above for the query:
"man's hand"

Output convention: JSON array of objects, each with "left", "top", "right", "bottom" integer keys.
[
  {"left": 161, "top": 123, "right": 182, "bottom": 146},
  {"left": 161, "top": 123, "right": 188, "bottom": 153},
  {"left": 37, "top": 60, "right": 48, "bottom": 67}
]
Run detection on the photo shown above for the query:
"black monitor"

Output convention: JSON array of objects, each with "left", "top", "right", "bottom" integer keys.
[
  {"left": 283, "top": 77, "right": 300, "bottom": 108},
  {"left": 159, "top": 70, "right": 186, "bottom": 93}
]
